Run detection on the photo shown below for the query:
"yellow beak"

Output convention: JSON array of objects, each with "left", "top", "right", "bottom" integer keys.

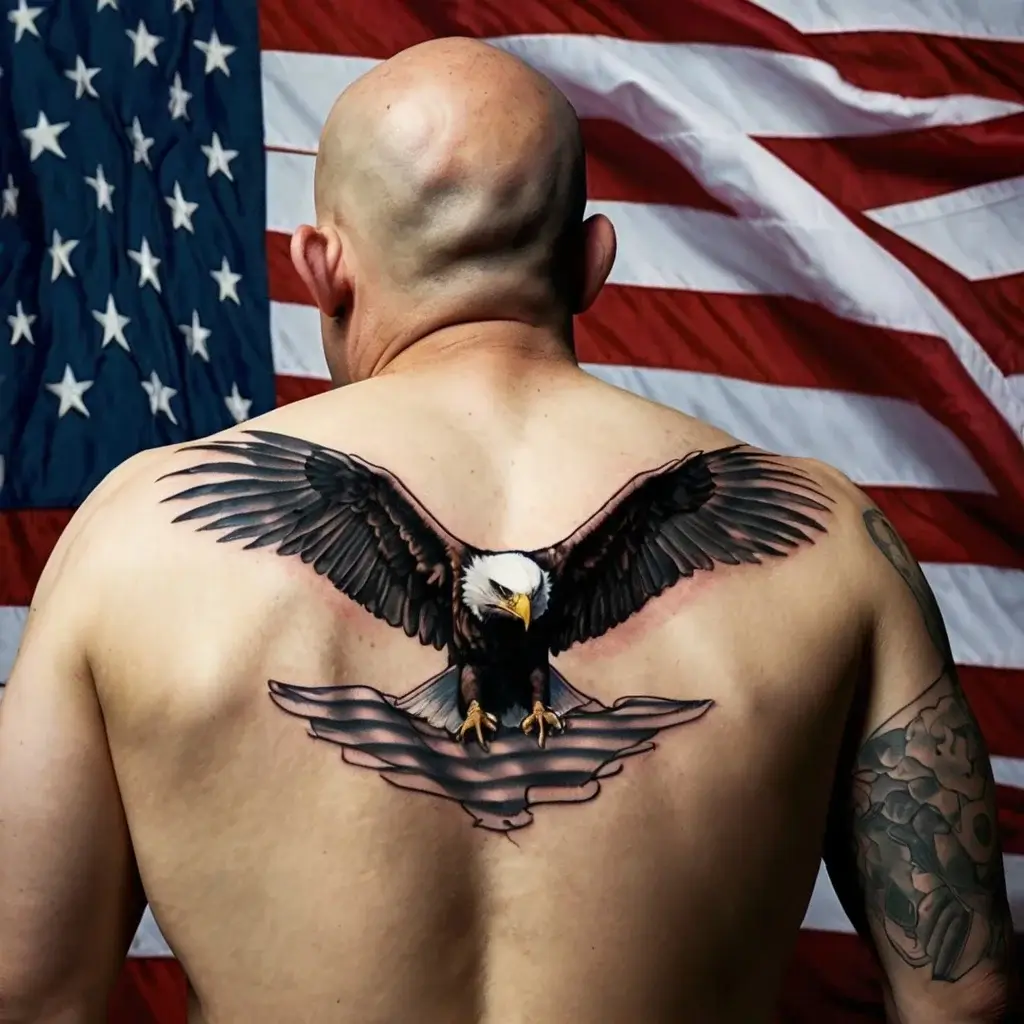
[{"left": 509, "top": 592, "right": 531, "bottom": 629}]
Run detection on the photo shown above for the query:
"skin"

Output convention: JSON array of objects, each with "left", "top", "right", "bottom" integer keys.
[{"left": 0, "top": 37, "right": 1015, "bottom": 1024}]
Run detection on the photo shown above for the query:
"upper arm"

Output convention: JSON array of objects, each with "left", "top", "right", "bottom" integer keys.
[
  {"left": 823, "top": 500, "right": 1016, "bottom": 1021},
  {"left": 0, "top": 468, "right": 147, "bottom": 1021}
]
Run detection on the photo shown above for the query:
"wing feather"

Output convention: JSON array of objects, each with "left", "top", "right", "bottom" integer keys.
[
  {"left": 537, "top": 445, "right": 832, "bottom": 654},
  {"left": 160, "top": 430, "right": 457, "bottom": 649}
]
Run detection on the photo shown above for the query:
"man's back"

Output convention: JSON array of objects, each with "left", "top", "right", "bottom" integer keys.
[
  {"left": 88, "top": 371, "right": 867, "bottom": 1023},
  {"left": 1, "top": 36, "right": 1014, "bottom": 1024}
]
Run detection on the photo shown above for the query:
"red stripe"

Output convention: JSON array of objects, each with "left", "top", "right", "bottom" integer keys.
[
  {"left": 969, "top": 273, "right": 1024, "bottom": 377},
  {"left": 810, "top": 32, "right": 1024, "bottom": 101},
  {"left": 775, "top": 931, "right": 885, "bottom": 1023},
  {"left": 861, "top": 490, "right": 1024, "bottom": 570},
  {"left": 259, "top": 0, "right": 1024, "bottom": 106},
  {"left": 260, "top": 0, "right": 814, "bottom": 58},
  {"left": 276, "top": 372, "right": 329, "bottom": 408},
  {"left": 0, "top": 508, "right": 74, "bottom": 606},
  {"left": 109, "top": 959, "right": 185, "bottom": 1024},
  {"left": 583, "top": 120, "right": 732, "bottom": 210},
  {"left": 762, "top": 113, "right": 1024, "bottom": 214},
  {"left": 777, "top": 930, "right": 1024, "bottom": 1023},
  {"left": 996, "top": 784, "right": 1024, "bottom": 857}
]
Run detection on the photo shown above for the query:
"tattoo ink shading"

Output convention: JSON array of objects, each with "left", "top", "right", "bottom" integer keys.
[
  {"left": 160, "top": 431, "right": 830, "bottom": 832},
  {"left": 850, "top": 509, "right": 1012, "bottom": 980}
]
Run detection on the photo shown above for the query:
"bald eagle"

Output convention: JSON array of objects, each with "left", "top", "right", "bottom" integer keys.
[{"left": 160, "top": 431, "right": 830, "bottom": 747}]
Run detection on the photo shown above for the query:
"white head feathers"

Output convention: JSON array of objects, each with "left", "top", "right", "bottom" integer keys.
[{"left": 461, "top": 552, "right": 551, "bottom": 621}]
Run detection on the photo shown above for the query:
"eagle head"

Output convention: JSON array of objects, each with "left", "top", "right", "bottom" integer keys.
[{"left": 461, "top": 552, "right": 550, "bottom": 629}]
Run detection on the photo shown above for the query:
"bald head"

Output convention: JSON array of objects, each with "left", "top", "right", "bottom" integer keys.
[{"left": 314, "top": 38, "right": 589, "bottom": 315}]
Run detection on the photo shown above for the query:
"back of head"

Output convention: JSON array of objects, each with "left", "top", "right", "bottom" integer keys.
[
  {"left": 290, "top": 38, "right": 615, "bottom": 382},
  {"left": 321, "top": 38, "right": 586, "bottom": 313}
]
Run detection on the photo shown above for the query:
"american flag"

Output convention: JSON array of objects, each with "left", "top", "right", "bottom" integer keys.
[{"left": 1, "top": 1, "right": 1022, "bottom": 1021}]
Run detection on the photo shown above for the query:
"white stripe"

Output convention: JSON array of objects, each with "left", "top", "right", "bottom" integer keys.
[
  {"left": 1010, "top": 374, "right": 1024, "bottom": 401},
  {"left": 261, "top": 44, "right": 1021, "bottom": 154},
  {"left": 993, "top": 756, "right": 1024, "bottom": 790},
  {"left": 748, "top": 0, "right": 1024, "bottom": 42},
  {"left": 130, "top": 906, "right": 172, "bottom": 957},
  {"left": 0, "top": 605, "right": 26, "bottom": 684},
  {"left": 262, "top": 48, "right": 1024, "bottom": 437},
  {"left": 866, "top": 175, "right": 1024, "bottom": 281},
  {"left": 803, "top": 855, "right": 1024, "bottom": 934},
  {"left": 926, "top": 563, "right": 1024, "bottom": 669},
  {"left": 269, "top": 299, "right": 994, "bottom": 495}
]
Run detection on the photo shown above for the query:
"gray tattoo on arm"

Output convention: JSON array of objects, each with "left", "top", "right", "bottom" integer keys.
[{"left": 847, "top": 510, "right": 1012, "bottom": 983}]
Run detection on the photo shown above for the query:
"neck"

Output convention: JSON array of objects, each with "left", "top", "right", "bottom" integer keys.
[{"left": 363, "top": 321, "right": 580, "bottom": 383}]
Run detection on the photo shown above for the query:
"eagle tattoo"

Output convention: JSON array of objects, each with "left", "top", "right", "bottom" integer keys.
[{"left": 161, "top": 431, "right": 831, "bottom": 832}]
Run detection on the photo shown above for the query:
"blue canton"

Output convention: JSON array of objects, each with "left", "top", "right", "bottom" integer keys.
[{"left": 0, "top": 0, "right": 271, "bottom": 508}]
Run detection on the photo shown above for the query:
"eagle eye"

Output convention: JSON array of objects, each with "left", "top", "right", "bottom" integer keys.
[{"left": 491, "top": 581, "right": 513, "bottom": 600}]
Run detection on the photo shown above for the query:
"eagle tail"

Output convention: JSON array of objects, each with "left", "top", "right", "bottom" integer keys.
[
  {"left": 548, "top": 665, "right": 591, "bottom": 716},
  {"left": 393, "top": 666, "right": 463, "bottom": 734}
]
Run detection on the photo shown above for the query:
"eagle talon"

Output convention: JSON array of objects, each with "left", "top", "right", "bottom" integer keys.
[
  {"left": 521, "top": 702, "right": 564, "bottom": 747},
  {"left": 457, "top": 700, "right": 498, "bottom": 748}
]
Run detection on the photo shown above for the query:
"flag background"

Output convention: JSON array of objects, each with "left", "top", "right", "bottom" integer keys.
[{"left": 0, "top": 1, "right": 1022, "bottom": 1021}]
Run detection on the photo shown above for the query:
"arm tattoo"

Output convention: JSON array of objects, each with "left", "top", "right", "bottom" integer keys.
[
  {"left": 863, "top": 509, "right": 954, "bottom": 668},
  {"left": 851, "top": 509, "right": 1011, "bottom": 982}
]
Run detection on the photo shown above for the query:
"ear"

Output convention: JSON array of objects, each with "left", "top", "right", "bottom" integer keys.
[
  {"left": 290, "top": 224, "right": 351, "bottom": 317},
  {"left": 574, "top": 213, "right": 617, "bottom": 314}
]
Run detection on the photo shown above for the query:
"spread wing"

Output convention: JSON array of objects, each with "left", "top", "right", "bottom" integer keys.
[
  {"left": 159, "top": 430, "right": 459, "bottom": 650},
  {"left": 535, "top": 445, "right": 832, "bottom": 655}
]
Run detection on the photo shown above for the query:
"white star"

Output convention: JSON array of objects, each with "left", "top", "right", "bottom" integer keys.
[
  {"left": 211, "top": 256, "right": 241, "bottom": 304},
  {"left": 22, "top": 111, "right": 69, "bottom": 161},
  {"left": 126, "top": 19, "right": 162, "bottom": 67},
  {"left": 141, "top": 370, "right": 178, "bottom": 424},
  {"left": 178, "top": 309, "right": 211, "bottom": 361},
  {"left": 172, "top": 0, "right": 195, "bottom": 11},
  {"left": 85, "top": 165, "right": 114, "bottom": 212},
  {"left": 7, "top": 300, "right": 35, "bottom": 345},
  {"left": 64, "top": 56, "right": 100, "bottom": 99},
  {"left": 97, "top": 0, "right": 118, "bottom": 9},
  {"left": 128, "top": 117, "right": 154, "bottom": 168},
  {"left": 92, "top": 294, "right": 130, "bottom": 350},
  {"left": 48, "top": 230, "right": 78, "bottom": 282},
  {"left": 128, "top": 237, "right": 161, "bottom": 292},
  {"left": 194, "top": 29, "right": 235, "bottom": 76},
  {"left": 224, "top": 382, "right": 252, "bottom": 424},
  {"left": 165, "top": 181, "right": 198, "bottom": 233},
  {"left": 200, "top": 132, "right": 237, "bottom": 180},
  {"left": 8, "top": 0, "right": 43, "bottom": 43},
  {"left": 168, "top": 72, "right": 191, "bottom": 120},
  {"left": 46, "top": 365, "right": 93, "bottom": 419},
  {"left": 1, "top": 175, "right": 17, "bottom": 218}
]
